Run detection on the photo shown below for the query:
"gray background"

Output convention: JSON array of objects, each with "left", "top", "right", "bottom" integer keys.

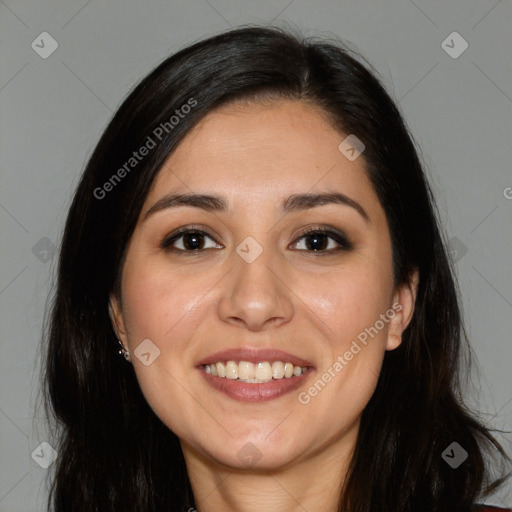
[{"left": 1, "top": 0, "right": 511, "bottom": 510}]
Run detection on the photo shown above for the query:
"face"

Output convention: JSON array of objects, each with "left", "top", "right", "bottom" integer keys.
[{"left": 110, "top": 99, "right": 417, "bottom": 472}]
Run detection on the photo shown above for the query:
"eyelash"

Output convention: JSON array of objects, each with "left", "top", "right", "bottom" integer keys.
[{"left": 160, "top": 225, "right": 353, "bottom": 256}]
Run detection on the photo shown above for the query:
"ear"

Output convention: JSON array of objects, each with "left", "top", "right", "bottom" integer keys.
[
  {"left": 108, "top": 293, "right": 128, "bottom": 347},
  {"left": 386, "top": 268, "right": 419, "bottom": 351}
]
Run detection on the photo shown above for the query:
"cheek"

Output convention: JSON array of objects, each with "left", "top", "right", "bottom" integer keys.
[
  {"left": 120, "top": 255, "right": 207, "bottom": 344},
  {"left": 118, "top": 256, "right": 205, "bottom": 427},
  {"left": 295, "top": 255, "right": 395, "bottom": 424},
  {"left": 297, "top": 279, "right": 390, "bottom": 436},
  {"left": 301, "top": 262, "right": 393, "bottom": 350}
]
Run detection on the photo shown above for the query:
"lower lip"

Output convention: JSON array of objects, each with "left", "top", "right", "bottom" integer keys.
[{"left": 198, "top": 367, "right": 313, "bottom": 402}]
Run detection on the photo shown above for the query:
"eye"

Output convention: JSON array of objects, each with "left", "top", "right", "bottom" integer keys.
[
  {"left": 290, "top": 227, "right": 353, "bottom": 254},
  {"left": 160, "top": 225, "right": 352, "bottom": 255},
  {"left": 161, "top": 227, "right": 222, "bottom": 253}
]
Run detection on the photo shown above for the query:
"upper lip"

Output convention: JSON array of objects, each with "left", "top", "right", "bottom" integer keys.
[{"left": 197, "top": 348, "right": 314, "bottom": 368}]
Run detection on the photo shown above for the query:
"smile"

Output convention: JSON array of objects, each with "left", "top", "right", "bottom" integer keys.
[
  {"left": 203, "top": 360, "right": 307, "bottom": 382},
  {"left": 197, "top": 348, "right": 314, "bottom": 401}
]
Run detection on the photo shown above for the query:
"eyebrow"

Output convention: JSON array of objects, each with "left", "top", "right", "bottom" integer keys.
[{"left": 143, "top": 192, "right": 369, "bottom": 223}]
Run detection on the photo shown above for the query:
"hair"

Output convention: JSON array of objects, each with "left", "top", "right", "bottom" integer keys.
[{"left": 41, "top": 25, "right": 510, "bottom": 511}]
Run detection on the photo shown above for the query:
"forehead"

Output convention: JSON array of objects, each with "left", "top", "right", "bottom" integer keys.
[{"left": 144, "top": 99, "right": 380, "bottom": 217}]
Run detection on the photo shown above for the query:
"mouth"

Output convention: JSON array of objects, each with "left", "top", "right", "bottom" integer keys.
[
  {"left": 196, "top": 348, "right": 315, "bottom": 402},
  {"left": 201, "top": 360, "right": 308, "bottom": 382}
]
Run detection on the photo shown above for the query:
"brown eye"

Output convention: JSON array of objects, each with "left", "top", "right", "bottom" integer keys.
[
  {"left": 161, "top": 228, "right": 222, "bottom": 253},
  {"left": 291, "top": 228, "right": 352, "bottom": 253}
]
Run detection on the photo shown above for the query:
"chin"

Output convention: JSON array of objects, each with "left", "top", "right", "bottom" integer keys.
[
  {"left": 213, "top": 447, "right": 301, "bottom": 472},
  {"left": 207, "top": 433, "right": 307, "bottom": 471}
]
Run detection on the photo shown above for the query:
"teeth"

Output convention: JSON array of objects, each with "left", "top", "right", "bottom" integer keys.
[
  {"left": 254, "top": 362, "right": 272, "bottom": 382},
  {"left": 225, "top": 361, "right": 238, "bottom": 380},
  {"left": 216, "top": 362, "right": 226, "bottom": 378},
  {"left": 239, "top": 361, "right": 255, "bottom": 380},
  {"left": 272, "top": 361, "right": 284, "bottom": 379},
  {"left": 203, "top": 360, "right": 308, "bottom": 382}
]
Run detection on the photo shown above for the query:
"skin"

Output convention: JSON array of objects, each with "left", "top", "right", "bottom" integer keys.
[{"left": 109, "top": 99, "right": 418, "bottom": 512}]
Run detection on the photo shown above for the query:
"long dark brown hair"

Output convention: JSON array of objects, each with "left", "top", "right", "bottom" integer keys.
[{"left": 40, "top": 25, "right": 510, "bottom": 511}]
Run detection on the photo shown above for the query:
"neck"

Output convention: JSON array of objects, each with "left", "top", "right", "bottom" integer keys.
[{"left": 181, "top": 427, "right": 357, "bottom": 512}]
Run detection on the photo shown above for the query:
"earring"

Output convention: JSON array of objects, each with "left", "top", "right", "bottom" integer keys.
[{"left": 117, "top": 339, "right": 131, "bottom": 362}]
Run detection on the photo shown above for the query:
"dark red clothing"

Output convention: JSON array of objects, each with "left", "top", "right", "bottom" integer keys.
[{"left": 473, "top": 506, "right": 511, "bottom": 511}]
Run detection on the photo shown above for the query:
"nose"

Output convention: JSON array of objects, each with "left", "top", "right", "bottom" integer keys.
[{"left": 217, "top": 247, "right": 294, "bottom": 332}]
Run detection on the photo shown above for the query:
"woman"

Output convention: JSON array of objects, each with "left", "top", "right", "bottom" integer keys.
[{"left": 42, "top": 25, "right": 511, "bottom": 511}]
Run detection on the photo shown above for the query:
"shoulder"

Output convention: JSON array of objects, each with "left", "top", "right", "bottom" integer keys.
[{"left": 472, "top": 505, "right": 512, "bottom": 512}]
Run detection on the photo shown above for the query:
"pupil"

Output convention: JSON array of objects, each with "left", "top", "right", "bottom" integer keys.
[
  {"left": 307, "top": 234, "right": 327, "bottom": 251},
  {"left": 181, "top": 233, "right": 329, "bottom": 251},
  {"left": 184, "top": 233, "right": 203, "bottom": 250}
]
